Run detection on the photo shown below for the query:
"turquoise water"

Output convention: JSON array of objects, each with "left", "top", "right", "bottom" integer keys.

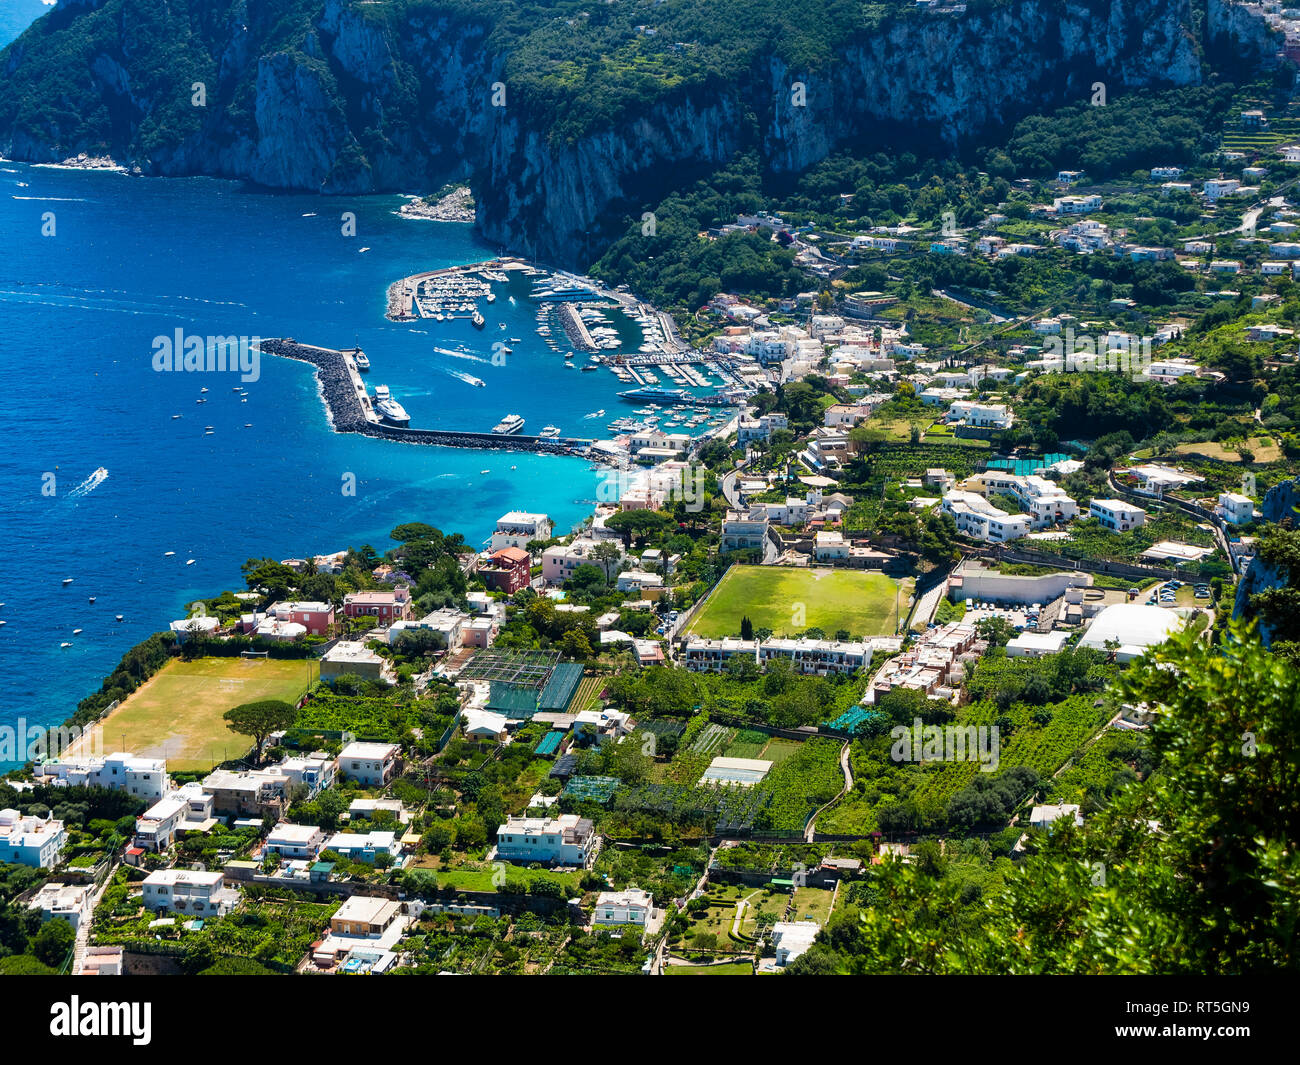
[{"left": 0, "top": 162, "right": 640, "bottom": 753}]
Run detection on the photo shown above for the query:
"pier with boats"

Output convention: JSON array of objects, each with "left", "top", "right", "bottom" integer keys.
[{"left": 256, "top": 338, "right": 599, "bottom": 456}]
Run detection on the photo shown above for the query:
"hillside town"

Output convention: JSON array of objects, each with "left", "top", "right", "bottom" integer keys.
[{"left": 2, "top": 22, "right": 1299, "bottom": 982}]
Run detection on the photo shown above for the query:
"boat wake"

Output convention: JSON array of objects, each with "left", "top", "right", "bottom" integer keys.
[
  {"left": 432, "top": 345, "right": 487, "bottom": 364},
  {"left": 440, "top": 366, "right": 486, "bottom": 388},
  {"left": 67, "top": 466, "right": 108, "bottom": 499}
]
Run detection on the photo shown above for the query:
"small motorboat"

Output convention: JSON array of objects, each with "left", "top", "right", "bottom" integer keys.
[
  {"left": 186, "top": 559, "right": 196, "bottom": 565},
  {"left": 88, "top": 596, "right": 96, "bottom": 604},
  {"left": 60, "top": 642, "right": 72, "bottom": 648},
  {"left": 62, "top": 577, "right": 74, "bottom": 586},
  {"left": 72, "top": 628, "right": 83, "bottom": 635},
  {"left": 115, "top": 615, "right": 124, "bottom": 622}
]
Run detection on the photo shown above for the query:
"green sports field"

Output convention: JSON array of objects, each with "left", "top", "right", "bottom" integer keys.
[
  {"left": 686, "top": 566, "right": 913, "bottom": 639},
  {"left": 68, "top": 656, "right": 317, "bottom": 771}
]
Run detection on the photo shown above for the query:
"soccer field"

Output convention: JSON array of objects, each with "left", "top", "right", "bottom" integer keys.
[
  {"left": 68, "top": 656, "right": 317, "bottom": 771},
  {"left": 686, "top": 566, "right": 913, "bottom": 640}
]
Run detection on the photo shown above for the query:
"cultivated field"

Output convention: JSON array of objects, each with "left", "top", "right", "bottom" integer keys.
[
  {"left": 687, "top": 566, "right": 913, "bottom": 639},
  {"left": 68, "top": 656, "right": 317, "bottom": 771}
]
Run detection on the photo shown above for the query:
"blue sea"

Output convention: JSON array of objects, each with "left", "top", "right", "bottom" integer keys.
[{"left": 0, "top": 161, "right": 655, "bottom": 757}]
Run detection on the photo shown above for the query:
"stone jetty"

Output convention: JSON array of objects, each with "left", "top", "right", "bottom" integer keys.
[{"left": 257, "top": 338, "right": 599, "bottom": 457}]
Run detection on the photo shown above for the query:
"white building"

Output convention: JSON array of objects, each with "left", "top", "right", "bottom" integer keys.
[
  {"left": 1029, "top": 804, "right": 1083, "bottom": 829},
  {"left": 972, "top": 472, "right": 1077, "bottom": 528},
  {"left": 1203, "top": 179, "right": 1240, "bottom": 202},
  {"left": 617, "top": 569, "right": 665, "bottom": 594},
  {"left": 337, "top": 742, "right": 400, "bottom": 787},
  {"left": 946, "top": 401, "right": 1013, "bottom": 430},
  {"left": 594, "top": 888, "right": 653, "bottom": 925},
  {"left": 814, "top": 530, "right": 850, "bottom": 561},
  {"left": 721, "top": 507, "right": 770, "bottom": 552},
  {"left": 28, "top": 882, "right": 93, "bottom": 930},
  {"left": 1089, "top": 499, "right": 1146, "bottom": 532},
  {"left": 1005, "top": 631, "right": 1072, "bottom": 658},
  {"left": 490, "top": 511, "right": 553, "bottom": 552},
  {"left": 1078, "top": 604, "right": 1184, "bottom": 663},
  {"left": 278, "top": 750, "right": 337, "bottom": 798},
  {"left": 737, "top": 411, "right": 790, "bottom": 445},
  {"left": 942, "top": 491, "right": 1031, "bottom": 543},
  {"left": 0, "top": 809, "right": 65, "bottom": 868},
  {"left": 326, "top": 829, "right": 402, "bottom": 865},
  {"left": 34, "top": 752, "right": 170, "bottom": 801},
  {"left": 134, "top": 793, "right": 193, "bottom": 852},
  {"left": 389, "top": 607, "right": 467, "bottom": 650},
  {"left": 495, "top": 814, "right": 595, "bottom": 867},
  {"left": 1217, "top": 492, "right": 1255, "bottom": 526},
  {"left": 771, "top": 921, "right": 820, "bottom": 966},
  {"left": 142, "top": 869, "right": 238, "bottom": 917},
  {"left": 265, "top": 822, "right": 328, "bottom": 860}
]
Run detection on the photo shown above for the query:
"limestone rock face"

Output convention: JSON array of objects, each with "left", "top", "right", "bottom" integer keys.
[
  {"left": 1233, "top": 477, "right": 1300, "bottom": 645},
  {"left": 0, "top": 0, "right": 1275, "bottom": 264}
]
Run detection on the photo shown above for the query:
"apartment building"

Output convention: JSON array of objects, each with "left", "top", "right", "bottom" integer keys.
[
  {"left": 490, "top": 511, "right": 553, "bottom": 552},
  {"left": 1089, "top": 499, "right": 1147, "bottom": 532},
  {"left": 34, "top": 752, "right": 170, "bottom": 802},
  {"left": 141, "top": 869, "right": 239, "bottom": 917},
  {"left": 942, "top": 491, "right": 1031, "bottom": 543},
  {"left": 337, "top": 742, "right": 400, "bottom": 787},
  {"left": 495, "top": 814, "right": 596, "bottom": 867}
]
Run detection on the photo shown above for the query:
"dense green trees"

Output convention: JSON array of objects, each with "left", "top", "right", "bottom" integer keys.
[{"left": 790, "top": 623, "right": 1300, "bottom": 973}]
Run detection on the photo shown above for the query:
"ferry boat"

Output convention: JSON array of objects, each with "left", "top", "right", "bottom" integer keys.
[
  {"left": 354, "top": 352, "right": 370, "bottom": 371},
  {"left": 538, "top": 425, "right": 561, "bottom": 438},
  {"left": 471, "top": 310, "right": 486, "bottom": 329},
  {"left": 376, "top": 398, "right": 411, "bottom": 426},
  {"left": 617, "top": 386, "right": 691, "bottom": 404},
  {"left": 492, "top": 413, "right": 525, "bottom": 435}
]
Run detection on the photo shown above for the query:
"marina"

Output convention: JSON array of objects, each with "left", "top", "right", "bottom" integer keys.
[{"left": 385, "top": 257, "right": 756, "bottom": 407}]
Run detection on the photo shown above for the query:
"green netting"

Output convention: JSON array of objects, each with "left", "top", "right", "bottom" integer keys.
[
  {"left": 562, "top": 775, "right": 620, "bottom": 803},
  {"left": 539, "top": 662, "right": 584, "bottom": 711},
  {"left": 985, "top": 452, "right": 1072, "bottom": 476},
  {"left": 488, "top": 681, "right": 540, "bottom": 718}
]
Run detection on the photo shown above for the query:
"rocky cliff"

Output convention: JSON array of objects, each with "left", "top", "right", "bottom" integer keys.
[
  {"left": 1233, "top": 476, "right": 1300, "bottom": 644},
  {"left": 0, "top": 0, "right": 1275, "bottom": 265}
]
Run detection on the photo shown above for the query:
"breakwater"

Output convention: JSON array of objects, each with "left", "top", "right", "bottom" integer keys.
[{"left": 257, "top": 338, "right": 599, "bottom": 456}]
